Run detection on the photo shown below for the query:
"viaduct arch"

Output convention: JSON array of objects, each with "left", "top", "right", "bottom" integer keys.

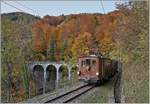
[{"left": 26, "top": 61, "right": 77, "bottom": 94}]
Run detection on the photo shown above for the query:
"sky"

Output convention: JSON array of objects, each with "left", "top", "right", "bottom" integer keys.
[{"left": 1, "top": 1, "right": 128, "bottom": 17}]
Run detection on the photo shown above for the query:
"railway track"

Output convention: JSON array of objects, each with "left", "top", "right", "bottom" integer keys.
[{"left": 45, "top": 84, "right": 95, "bottom": 103}]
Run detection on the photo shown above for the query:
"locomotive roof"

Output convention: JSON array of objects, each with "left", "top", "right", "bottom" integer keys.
[
  {"left": 79, "top": 54, "right": 111, "bottom": 60},
  {"left": 79, "top": 54, "right": 101, "bottom": 58}
]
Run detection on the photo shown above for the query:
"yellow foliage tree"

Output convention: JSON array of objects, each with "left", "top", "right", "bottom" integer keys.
[{"left": 71, "top": 32, "right": 92, "bottom": 59}]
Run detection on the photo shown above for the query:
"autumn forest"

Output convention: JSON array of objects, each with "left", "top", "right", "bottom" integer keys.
[{"left": 1, "top": 1, "right": 149, "bottom": 103}]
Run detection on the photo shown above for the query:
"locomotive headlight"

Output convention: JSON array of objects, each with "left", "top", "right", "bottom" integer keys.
[
  {"left": 77, "top": 71, "right": 80, "bottom": 75},
  {"left": 96, "top": 72, "right": 99, "bottom": 76}
]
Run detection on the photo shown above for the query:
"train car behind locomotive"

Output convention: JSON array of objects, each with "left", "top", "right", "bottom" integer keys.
[{"left": 77, "top": 54, "right": 117, "bottom": 84}]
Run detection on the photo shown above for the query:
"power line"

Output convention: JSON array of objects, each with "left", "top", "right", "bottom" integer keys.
[
  {"left": 2, "top": 1, "right": 41, "bottom": 16},
  {"left": 2, "top": 1, "right": 25, "bottom": 13},
  {"left": 13, "top": 1, "right": 41, "bottom": 16},
  {"left": 100, "top": 0, "right": 105, "bottom": 14}
]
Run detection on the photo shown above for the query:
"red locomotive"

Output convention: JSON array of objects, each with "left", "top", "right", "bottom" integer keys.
[{"left": 77, "top": 54, "right": 118, "bottom": 84}]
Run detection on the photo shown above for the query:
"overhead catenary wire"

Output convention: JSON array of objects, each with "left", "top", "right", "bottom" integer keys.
[
  {"left": 99, "top": 0, "right": 121, "bottom": 61},
  {"left": 2, "top": 1, "right": 41, "bottom": 17},
  {"left": 97, "top": 0, "right": 106, "bottom": 55},
  {"left": 100, "top": 0, "right": 105, "bottom": 14},
  {"left": 12, "top": 1, "right": 41, "bottom": 16},
  {"left": 2, "top": 1, "right": 25, "bottom": 13}
]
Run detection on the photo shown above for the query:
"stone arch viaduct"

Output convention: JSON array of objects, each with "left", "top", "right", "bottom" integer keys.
[{"left": 26, "top": 61, "right": 77, "bottom": 94}]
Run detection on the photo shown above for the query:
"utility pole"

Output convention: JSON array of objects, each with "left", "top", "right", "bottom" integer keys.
[
  {"left": 114, "top": 61, "right": 122, "bottom": 103},
  {"left": 113, "top": 31, "right": 123, "bottom": 103}
]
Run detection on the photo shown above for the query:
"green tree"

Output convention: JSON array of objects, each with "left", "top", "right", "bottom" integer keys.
[
  {"left": 116, "top": 1, "right": 148, "bottom": 63},
  {"left": 1, "top": 19, "right": 22, "bottom": 102},
  {"left": 116, "top": 1, "right": 149, "bottom": 102},
  {"left": 1, "top": 19, "right": 31, "bottom": 102}
]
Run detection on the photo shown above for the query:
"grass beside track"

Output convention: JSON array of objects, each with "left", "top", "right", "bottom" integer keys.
[{"left": 80, "top": 81, "right": 114, "bottom": 103}]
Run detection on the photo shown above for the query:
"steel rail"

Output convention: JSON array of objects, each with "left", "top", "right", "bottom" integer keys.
[
  {"left": 45, "top": 84, "right": 95, "bottom": 103},
  {"left": 63, "top": 85, "right": 95, "bottom": 103}
]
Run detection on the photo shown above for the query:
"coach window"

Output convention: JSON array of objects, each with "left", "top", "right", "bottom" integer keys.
[
  {"left": 92, "top": 60, "right": 96, "bottom": 67},
  {"left": 86, "top": 59, "right": 91, "bottom": 66}
]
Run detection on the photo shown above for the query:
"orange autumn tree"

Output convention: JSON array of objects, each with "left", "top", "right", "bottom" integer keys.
[
  {"left": 32, "top": 20, "right": 45, "bottom": 53},
  {"left": 32, "top": 12, "right": 123, "bottom": 61},
  {"left": 32, "top": 20, "right": 56, "bottom": 58}
]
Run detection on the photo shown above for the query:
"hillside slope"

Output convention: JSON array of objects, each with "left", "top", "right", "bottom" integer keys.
[{"left": 2, "top": 12, "right": 40, "bottom": 41}]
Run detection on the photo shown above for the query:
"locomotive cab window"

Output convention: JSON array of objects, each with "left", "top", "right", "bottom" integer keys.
[
  {"left": 81, "top": 59, "right": 91, "bottom": 67},
  {"left": 86, "top": 59, "right": 91, "bottom": 66},
  {"left": 92, "top": 60, "right": 96, "bottom": 67},
  {"left": 81, "top": 60, "right": 86, "bottom": 67},
  {"left": 81, "top": 58, "right": 97, "bottom": 67}
]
